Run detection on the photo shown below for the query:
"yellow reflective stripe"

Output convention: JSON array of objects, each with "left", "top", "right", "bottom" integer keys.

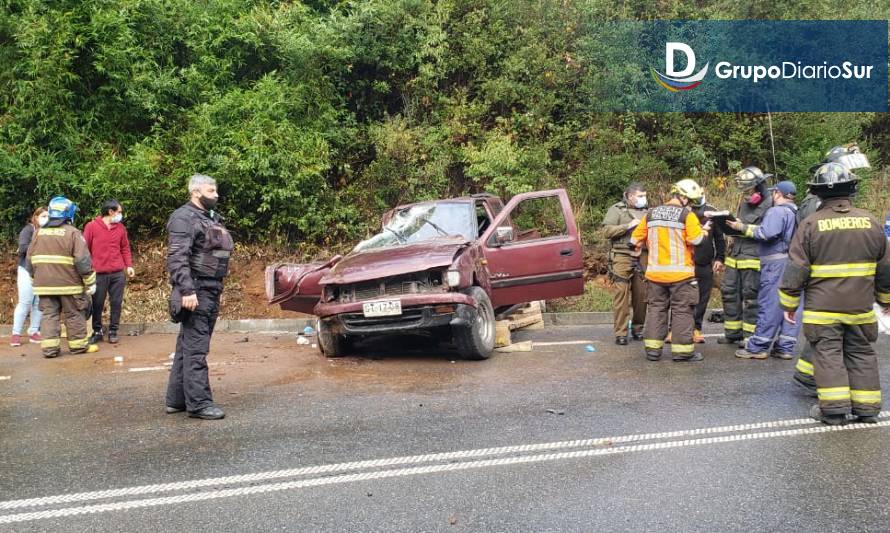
[
  {"left": 795, "top": 359, "right": 814, "bottom": 376},
  {"left": 817, "top": 386, "right": 852, "bottom": 401},
  {"left": 876, "top": 292, "right": 890, "bottom": 305},
  {"left": 644, "top": 339, "right": 665, "bottom": 349},
  {"left": 646, "top": 264, "right": 695, "bottom": 273},
  {"left": 743, "top": 225, "right": 756, "bottom": 238},
  {"left": 802, "top": 310, "right": 876, "bottom": 325},
  {"left": 33, "top": 286, "right": 86, "bottom": 296},
  {"left": 811, "top": 262, "right": 877, "bottom": 278},
  {"left": 41, "top": 338, "right": 61, "bottom": 348},
  {"left": 83, "top": 272, "right": 97, "bottom": 285},
  {"left": 725, "top": 257, "right": 761, "bottom": 270},
  {"left": 778, "top": 290, "right": 800, "bottom": 308},
  {"left": 671, "top": 343, "right": 694, "bottom": 354},
  {"left": 68, "top": 337, "right": 89, "bottom": 349},
  {"left": 742, "top": 322, "right": 757, "bottom": 333},
  {"left": 30, "top": 255, "right": 75, "bottom": 265},
  {"left": 37, "top": 228, "right": 66, "bottom": 236},
  {"left": 724, "top": 320, "right": 742, "bottom": 328},
  {"left": 851, "top": 390, "right": 882, "bottom": 404}
]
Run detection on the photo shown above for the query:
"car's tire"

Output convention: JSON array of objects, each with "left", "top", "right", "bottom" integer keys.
[
  {"left": 454, "top": 286, "right": 495, "bottom": 360},
  {"left": 317, "top": 318, "right": 350, "bottom": 358}
]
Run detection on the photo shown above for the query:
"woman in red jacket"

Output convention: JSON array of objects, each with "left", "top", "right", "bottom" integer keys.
[{"left": 83, "top": 200, "right": 135, "bottom": 344}]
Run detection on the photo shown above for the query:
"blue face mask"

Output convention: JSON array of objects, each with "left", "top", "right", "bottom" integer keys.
[{"left": 111, "top": 213, "right": 123, "bottom": 224}]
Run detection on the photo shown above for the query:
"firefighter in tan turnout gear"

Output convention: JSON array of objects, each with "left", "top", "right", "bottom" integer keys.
[
  {"left": 779, "top": 163, "right": 890, "bottom": 425},
  {"left": 631, "top": 179, "right": 707, "bottom": 362},
  {"left": 25, "top": 196, "right": 99, "bottom": 358}
]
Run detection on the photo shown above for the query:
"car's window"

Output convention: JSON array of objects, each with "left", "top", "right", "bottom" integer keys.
[
  {"left": 354, "top": 202, "right": 475, "bottom": 251},
  {"left": 497, "top": 195, "right": 567, "bottom": 244},
  {"left": 476, "top": 201, "right": 492, "bottom": 237}
]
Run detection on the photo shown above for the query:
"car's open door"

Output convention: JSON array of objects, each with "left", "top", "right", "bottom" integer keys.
[{"left": 480, "top": 189, "right": 584, "bottom": 308}]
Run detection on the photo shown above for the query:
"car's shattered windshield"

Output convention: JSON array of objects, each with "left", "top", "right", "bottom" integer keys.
[{"left": 354, "top": 202, "right": 475, "bottom": 252}]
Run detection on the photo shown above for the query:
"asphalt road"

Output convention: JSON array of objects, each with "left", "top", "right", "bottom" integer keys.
[{"left": 2, "top": 324, "right": 890, "bottom": 532}]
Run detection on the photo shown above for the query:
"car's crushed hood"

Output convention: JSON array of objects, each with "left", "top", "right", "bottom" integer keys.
[{"left": 320, "top": 237, "right": 470, "bottom": 285}]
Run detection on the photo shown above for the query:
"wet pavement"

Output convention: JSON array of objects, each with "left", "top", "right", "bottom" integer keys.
[{"left": 2, "top": 324, "right": 890, "bottom": 532}]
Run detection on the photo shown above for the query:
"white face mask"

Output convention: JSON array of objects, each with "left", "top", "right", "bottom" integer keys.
[
  {"left": 633, "top": 196, "right": 647, "bottom": 209},
  {"left": 111, "top": 213, "right": 123, "bottom": 224},
  {"left": 38, "top": 215, "right": 49, "bottom": 227}
]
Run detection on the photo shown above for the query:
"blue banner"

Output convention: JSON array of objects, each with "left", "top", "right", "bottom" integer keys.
[{"left": 585, "top": 20, "right": 888, "bottom": 112}]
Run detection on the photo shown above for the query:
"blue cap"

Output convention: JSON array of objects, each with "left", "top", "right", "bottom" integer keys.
[{"left": 770, "top": 180, "right": 797, "bottom": 197}]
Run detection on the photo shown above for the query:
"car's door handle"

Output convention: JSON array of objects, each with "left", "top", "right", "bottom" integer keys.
[{"left": 560, "top": 248, "right": 574, "bottom": 256}]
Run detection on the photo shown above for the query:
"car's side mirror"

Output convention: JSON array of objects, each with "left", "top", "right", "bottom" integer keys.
[{"left": 493, "top": 226, "right": 514, "bottom": 247}]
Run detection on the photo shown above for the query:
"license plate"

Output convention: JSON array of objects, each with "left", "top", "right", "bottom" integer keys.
[{"left": 362, "top": 299, "right": 402, "bottom": 318}]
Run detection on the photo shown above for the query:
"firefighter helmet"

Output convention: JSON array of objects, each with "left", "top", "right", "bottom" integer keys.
[
  {"left": 808, "top": 162, "right": 859, "bottom": 197},
  {"left": 671, "top": 179, "right": 704, "bottom": 201},
  {"left": 47, "top": 196, "right": 77, "bottom": 222},
  {"left": 734, "top": 166, "right": 772, "bottom": 191}
]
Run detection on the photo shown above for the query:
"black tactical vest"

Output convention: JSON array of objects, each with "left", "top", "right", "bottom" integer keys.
[{"left": 190, "top": 217, "right": 234, "bottom": 279}]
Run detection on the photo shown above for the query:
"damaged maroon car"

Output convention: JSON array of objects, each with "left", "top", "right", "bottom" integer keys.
[{"left": 266, "top": 189, "right": 584, "bottom": 360}]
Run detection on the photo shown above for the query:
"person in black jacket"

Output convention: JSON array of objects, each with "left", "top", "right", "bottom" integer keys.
[
  {"left": 164, "top": 174, "right": 234, "bottom": 421},
  {"left": 10, "top": 207, "right": 47, "bottom": 347},
  {"left": 690, "top": 195, "right": 726, "bottom": 343}
]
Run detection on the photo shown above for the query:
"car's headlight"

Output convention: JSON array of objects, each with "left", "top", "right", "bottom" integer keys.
[
  {"left": 446, "top": 270, "right": 461, "bottom": 288},
  {"left": 323, "top": 285, "right": 337, "bottom": 302}
]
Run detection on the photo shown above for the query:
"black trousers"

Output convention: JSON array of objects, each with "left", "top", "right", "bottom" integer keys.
[
  {"left": 693, "top": 264, "right": 714, "bottom": 331},
  {"left": 166, "top": 285, "right": 221, "bottom": 412},
  {"left": 92, "top": 270, "right": 126, "bottom": 333}
]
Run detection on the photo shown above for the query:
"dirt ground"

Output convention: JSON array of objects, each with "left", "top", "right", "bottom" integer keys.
[{"left": 1, "top": 241, "right": 314, "bottom": 326}]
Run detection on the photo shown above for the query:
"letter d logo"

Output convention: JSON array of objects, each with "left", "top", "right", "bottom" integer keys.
[
  {"left": 652, "top": 42, "right": 709, "bottom": 92},
  {"left": 666, "top": 42, "right": 696, "bottom": 77}
]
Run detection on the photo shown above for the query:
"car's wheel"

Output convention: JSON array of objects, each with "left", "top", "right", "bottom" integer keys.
[
  {"left": 454, "top": 286, "right": 495, "bottom": 360},
  {"left": 317, "top": 318, "right": 350, "bottom": 358}
]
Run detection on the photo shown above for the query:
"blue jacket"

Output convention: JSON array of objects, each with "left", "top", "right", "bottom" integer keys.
[
  {"left": 885, "top": 210, "right": 890, "bottom": 240},
  {"left": 743, "top": 202, "right": 798, "bottom": 261}
]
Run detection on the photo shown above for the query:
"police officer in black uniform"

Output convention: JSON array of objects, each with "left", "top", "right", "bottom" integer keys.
[{"left": 165, "top": 174, "right": 234, "bottom": 420}]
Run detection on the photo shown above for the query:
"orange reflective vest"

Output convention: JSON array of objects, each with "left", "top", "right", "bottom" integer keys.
[{"left": 630, "top": 202, "right": 704, "bottom": 284}]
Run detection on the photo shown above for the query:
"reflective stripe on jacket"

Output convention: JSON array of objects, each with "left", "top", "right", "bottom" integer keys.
[
  {"left": 631, "top": 201, "right": 703, "bottom": 284},
  {"left": 779, "top": 197, "right": 890, "bottom": 324},
  {"left": 25, "top": 222, "right": 95, "bottom": 296}
]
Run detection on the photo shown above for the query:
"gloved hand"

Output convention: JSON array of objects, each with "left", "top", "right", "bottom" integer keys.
[{"left": 87, "top": 284, "right": 97, "bottom": 296}]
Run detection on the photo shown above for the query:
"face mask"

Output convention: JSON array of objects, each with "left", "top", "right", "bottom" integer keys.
[
  {"left": 747, "top": 192, "right": 763, "bottom": 206},
  {"left": 111, "top": 213, "right": 123, "bottom": 224},
  {"left": 38, "top": 215, "right": 49, "bottom": 227},
  {"left": 199, "top": 195, "right": 218, "bottom": 211},
  {"left": 633, "top": 196, "right": 647, "bottom": 209}
]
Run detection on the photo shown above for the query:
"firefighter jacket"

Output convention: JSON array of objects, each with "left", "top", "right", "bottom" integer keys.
[
  {"left": 602, "top": 201, "right": 648, "bottom": 256},
  {"left": 779, "top": 197, "right": 890, "bottom": 325},
  {"left": 166, "top": 202, "right": 235, "bottom": 297},
  {"left": 25, "top": 220, "right": 96, "bottom": 296},
  {"left": 740, "top": 202, "right": 798, "bottom": 261},
  {"left": 721, "top": 194, "right": 773, "bottom": 269},
  {"left": 631, "top": 200, "right": 704, "bottom": 284}
]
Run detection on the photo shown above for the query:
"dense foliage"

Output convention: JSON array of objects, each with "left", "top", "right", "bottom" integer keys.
[{"left": 2, "top": 0, "right": 888, "bottom": 247}]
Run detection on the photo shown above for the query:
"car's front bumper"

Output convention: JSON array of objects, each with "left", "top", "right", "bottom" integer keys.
[{"left": 318, "top": 295, "right": 478, "bottom": 336}]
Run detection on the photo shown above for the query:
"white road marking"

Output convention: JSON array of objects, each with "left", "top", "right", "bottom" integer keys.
[
  {"left": 3, "top": 411, "right": 888, "bottom": 514},
  {"left": 2, "top": 418, "right": 888, "bottom": 524},
  {"left": 127, "top": 366, "right": 169, "bottom": 373},
  {"left": 533, "top": 340, "right": 594, "bottom": 346}
]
